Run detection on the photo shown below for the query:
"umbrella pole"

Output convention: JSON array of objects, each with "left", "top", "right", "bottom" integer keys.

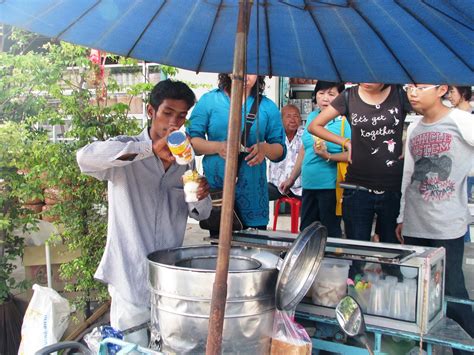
[{"left": 205, "top": 1, "right": 252, "bottom": 354}]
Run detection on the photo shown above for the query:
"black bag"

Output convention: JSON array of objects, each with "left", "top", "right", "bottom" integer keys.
[
  {"left": 199, "top": 95, "right": 261, "bottom": 233},
  {"left": 198, "top": 189, "right": 243, "bottom": 233}
]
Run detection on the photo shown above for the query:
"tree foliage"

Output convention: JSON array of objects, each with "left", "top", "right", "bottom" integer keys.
[{"left": 0, "top": 28, "right": 163, "bottom": 312}]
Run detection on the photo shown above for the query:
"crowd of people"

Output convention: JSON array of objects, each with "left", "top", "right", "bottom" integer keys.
[{"left": 76, "top": 77, "right": 473, "bottom": 351}]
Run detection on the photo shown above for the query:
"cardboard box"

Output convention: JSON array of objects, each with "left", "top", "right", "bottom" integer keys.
[{"left": 23, "top": 244, "right": 81, "bottom": 295}]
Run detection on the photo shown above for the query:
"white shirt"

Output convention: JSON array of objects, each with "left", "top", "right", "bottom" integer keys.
[
  {"left": 76, "top": 128, "right": 211, "bottom": 305},
  {"left": 268, "top": 126, "right": 303, "bottom": 196}
]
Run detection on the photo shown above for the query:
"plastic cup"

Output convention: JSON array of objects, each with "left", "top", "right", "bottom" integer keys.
[
  {"left": 384, "top": 275, "right": 398, "bottom": 286},
  {"left": 404, "top": 279, "right": 417, "bottom": 321},
  {"left": 389, "top": 283, "right": 404, "bottom": 319},
  {"left": 184, "top": 181, "right": 200, "bottom": 202},
  {"left": 368, "top": 283, "right": 385, "bottom": 316},
  {"left": 182, "top": 170, "right": 201, "bottom": 203}
]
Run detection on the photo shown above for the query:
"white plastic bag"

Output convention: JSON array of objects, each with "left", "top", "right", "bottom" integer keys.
[{"left": 18, "top": 284, "right": 71, "bottom": 354}]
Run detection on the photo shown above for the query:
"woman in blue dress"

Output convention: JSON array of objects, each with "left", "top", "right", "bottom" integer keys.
[{"left": 187, "top": 74, "right": 286, "bottom": 230}]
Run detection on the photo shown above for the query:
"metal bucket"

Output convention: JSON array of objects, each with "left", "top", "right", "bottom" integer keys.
[{"left": 148, "top": 245, "right": 280, "bottom": 354}]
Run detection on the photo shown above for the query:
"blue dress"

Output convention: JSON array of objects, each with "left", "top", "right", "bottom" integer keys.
[{"left": 187, "top": 89, "right": 286, "bottom": 227}]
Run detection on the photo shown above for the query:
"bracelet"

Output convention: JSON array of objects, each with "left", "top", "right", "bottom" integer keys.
[{"left": 342, "top": 138, "right": 351, "bottom": 149}]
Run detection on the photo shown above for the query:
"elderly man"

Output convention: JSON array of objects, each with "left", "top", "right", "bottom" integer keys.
[{"left": 268, "top": 104, "right": 303, "bottom": 201}]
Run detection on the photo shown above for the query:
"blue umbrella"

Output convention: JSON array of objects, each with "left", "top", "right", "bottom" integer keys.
[
  {"left": 1, "top": 1, "right": 472, "bottom": 353},
  {"left": 0, "top": 0, "right": 473, "bottom": 84}
]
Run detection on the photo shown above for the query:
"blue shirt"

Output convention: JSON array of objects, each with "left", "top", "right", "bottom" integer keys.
[
  {"left": 302, "top": 110, "right": 351, "bottom": 189},
  {"left": 187, "top": 89, "right": 286, "bottom": 227}
]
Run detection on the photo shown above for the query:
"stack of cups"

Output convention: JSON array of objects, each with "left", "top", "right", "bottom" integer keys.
[
  {"left": 368, "top": 283, "right": 385, "bottom": 316},
  {"left": 389, "top": 283, "right": 404, "bottom": 319},
  {"left": 400, "top": 279, "right": 417, "bottom": 321}
]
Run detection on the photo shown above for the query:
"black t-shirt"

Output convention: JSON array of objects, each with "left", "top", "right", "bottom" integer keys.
[{"left": 331, "top": 85, "right": 410, "bottom": 191}]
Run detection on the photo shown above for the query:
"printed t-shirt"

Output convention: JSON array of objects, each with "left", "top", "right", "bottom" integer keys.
[
  {"left": 331, "top": 85, "right": 409, "bottom": 191},
  {"left": 398, "top": 109, "right": 474, "bottom": 240}
]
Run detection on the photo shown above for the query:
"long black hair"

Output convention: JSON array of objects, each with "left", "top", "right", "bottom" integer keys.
[{"left": 218, "top": 73, "right": 265, "bottom": 97}]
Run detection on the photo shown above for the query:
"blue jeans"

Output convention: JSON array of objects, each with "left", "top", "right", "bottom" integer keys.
[
  {"left": 342, "top": 189, "right": 401, "bottom": 244},
  {"left": 300, "top": 189, "right": 342, "bottom": 238},
  {"left": 465, "top": 177, "right": 473, "bottom": 242},
  {"left": 404, "top": 236, "right": 473, "bottom": 355},
  {"left": 468, "top": 176, "right": 473, "bottom": 201}
]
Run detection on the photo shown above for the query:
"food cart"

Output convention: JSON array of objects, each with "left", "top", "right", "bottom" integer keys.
[{"left": 229, "top": 229, "right": 474, "bottom": 354}]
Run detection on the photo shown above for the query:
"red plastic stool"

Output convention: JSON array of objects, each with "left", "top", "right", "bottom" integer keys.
[{"left": 273, "top": 197, "right": 301, "bottom": 233}]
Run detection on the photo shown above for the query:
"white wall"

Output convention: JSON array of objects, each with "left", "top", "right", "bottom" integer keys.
[{"left": 174, "top": 69, "right": 279, "bottom": 104}]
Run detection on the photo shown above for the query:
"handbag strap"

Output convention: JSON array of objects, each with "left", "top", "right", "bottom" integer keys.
[
  {"left": 241, "top": 95, "right": 261, "bottom": 149},
  {"left": 237, "top": 95, "right": 261, "bottom": 175},
  {"left": 340, "top": 115, "right": 346, "bottom": 152}
]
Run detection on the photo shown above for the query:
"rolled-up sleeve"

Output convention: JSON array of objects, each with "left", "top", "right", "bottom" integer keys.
[
  {"left": 188, "top": 196, "right": 212, "bottom": 220},
  {"left": 76, "top": 135, "right": 153, "bottom": 180}
]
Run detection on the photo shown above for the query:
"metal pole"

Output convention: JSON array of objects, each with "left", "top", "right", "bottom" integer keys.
[
  {"left": 45, "top": 241, "right": 52, "bottom": 289},
  {"left": 205, "top": 1, "right": 252, "bottom": 353}
]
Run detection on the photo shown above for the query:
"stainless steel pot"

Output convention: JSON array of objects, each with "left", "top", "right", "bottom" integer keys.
[
  {"left": 147, "top": 221, "right": 327, "bottom": 354},
  {"left": 148, "top": 246, "right": 279, "bottom": 354}
]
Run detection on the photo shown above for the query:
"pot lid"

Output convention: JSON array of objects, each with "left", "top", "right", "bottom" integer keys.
[{"left": 275, "top": 221, "right": 327, "bottom": 311}]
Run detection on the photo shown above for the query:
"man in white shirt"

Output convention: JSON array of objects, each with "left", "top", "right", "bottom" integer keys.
[
  {"left": 268, "top": 104, "right": 303, "bottom": 201},
  {"left": 76, "top": 80, "right": 211, "bottom": 345}
]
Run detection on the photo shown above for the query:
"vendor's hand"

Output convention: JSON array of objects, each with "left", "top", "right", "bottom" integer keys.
[
  {"left": 245, "top": 143, "right": 266, "bottom": 167},
  {"left": 197, "top": 176, "right": 210, "bottom": 200},
  {"left": 217, "top": 141, "right": 227, "bottom": 159},
  {"left": 280, "top": 178, "right": 295, "bottom": 194},
  {"left": 152, "top": 128, "right": 177, "bottom": 168},
  {"left": 395, "top": 223, "right": 404, "bottom": 244}
]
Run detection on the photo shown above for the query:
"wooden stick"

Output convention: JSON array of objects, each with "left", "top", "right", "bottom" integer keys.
[
  {"left": 205, "top": 1, "right": 252, "bottom": 354},
  {"left": 64, "top": 300, "right": 111, "bottom": 341}
]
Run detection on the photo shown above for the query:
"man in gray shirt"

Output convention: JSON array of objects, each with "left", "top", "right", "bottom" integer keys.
[
  {"left": 396, "top": 83, "right": 474, "bottom": 355},
  {"left": 77, "top": 80, "right": 211, "bottom": 346}
]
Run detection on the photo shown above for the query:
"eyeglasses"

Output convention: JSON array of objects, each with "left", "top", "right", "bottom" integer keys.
[{"left": 402, "top": 85, "right": 440, "bottom": 94}]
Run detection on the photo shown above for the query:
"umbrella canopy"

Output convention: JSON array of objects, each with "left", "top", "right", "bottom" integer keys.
[{"left": 0, "top": 0, "right": 473, "bottom": 84}]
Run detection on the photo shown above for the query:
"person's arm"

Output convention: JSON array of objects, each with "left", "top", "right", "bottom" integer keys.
[
  {"left": 308, "top": 105, "right": 348, "bottom": 146},
  {"left": 396, "top": 120, "right": 418, "bottom": 243},
  {"left": 315, "top": 115, "right": 352, "bottom": 162},
  {"left": 308, "top": 95, "right": 352, "bottom": 162},
  {"left": 76, "top": 135, "right": 154, "bottom": 180},
  {"left": 190, "top": 137, "right": 227, "bottom": 158},
  {"left": 315, "top": 146, "right": 349, "bottom": 162},
  {"left": 280, "top": 146, "right": 305, "bottom": 193},
  {"left": 452, "top": 109, "right": 474, "bottom": 146},
  {"left": 187, "top": 92, "right": 228, "bottom": 158},
  {"left": 245, "top": 141, "right": 284, "bottom": 167}
]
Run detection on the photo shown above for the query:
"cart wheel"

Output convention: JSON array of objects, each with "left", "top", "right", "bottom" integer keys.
[{"left": 34, "top": 341, "right": 91, "bottom": 355}]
